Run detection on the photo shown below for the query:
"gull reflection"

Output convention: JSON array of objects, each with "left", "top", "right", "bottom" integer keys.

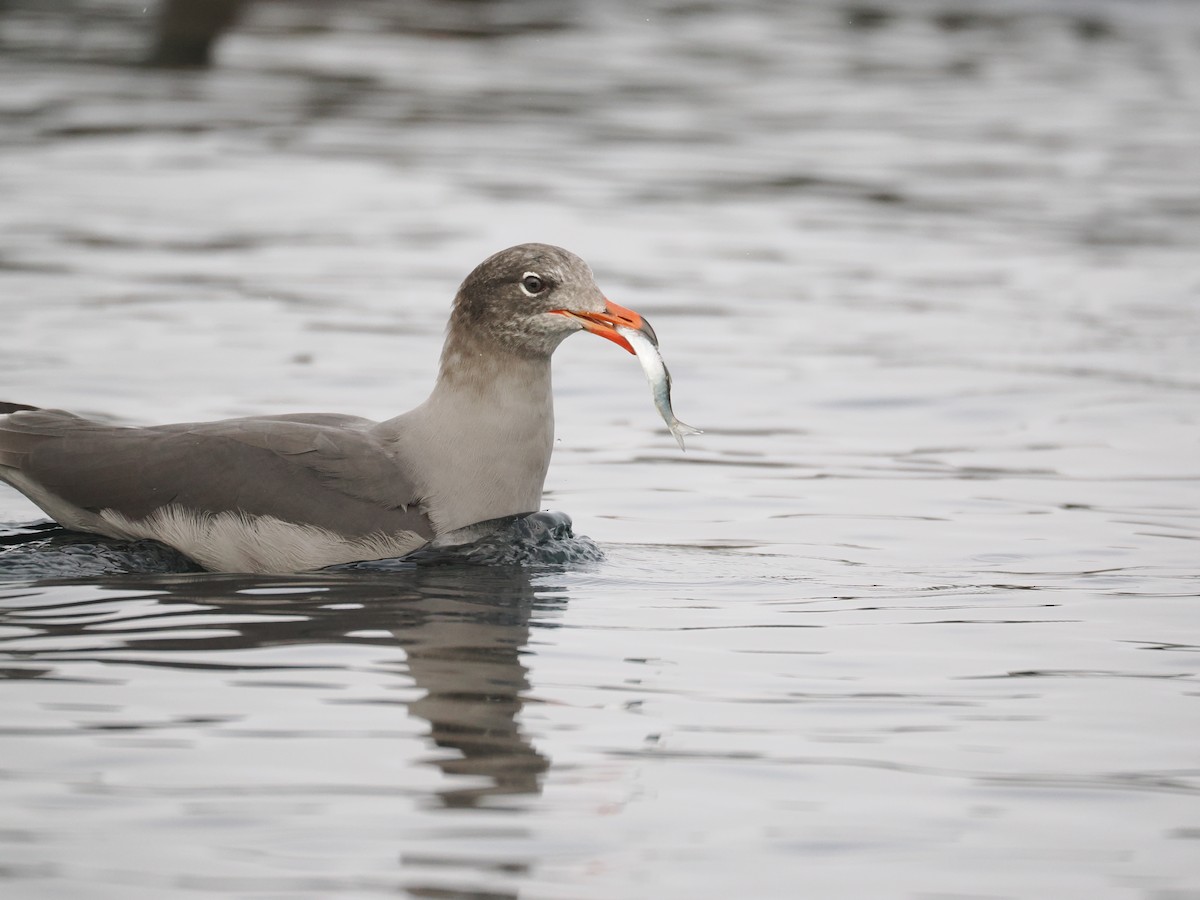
[
  {"left": 0, "top": 560, "right": 562, "bottom": 809},
  {"left": 388, "top": 567, "right": 552, "bottom": 807}
]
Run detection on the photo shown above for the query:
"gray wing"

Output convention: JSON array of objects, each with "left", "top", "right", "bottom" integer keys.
[{"left": 0, "top": 408, "right": 434, "bottom": 543}]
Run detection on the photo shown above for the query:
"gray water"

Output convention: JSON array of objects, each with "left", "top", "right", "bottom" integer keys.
[{"left": 2, "top": 1, "right": 1199, "bottom": 897}]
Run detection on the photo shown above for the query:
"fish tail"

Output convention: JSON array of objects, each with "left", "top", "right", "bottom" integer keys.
[{"left": 669, "top": 419, "right": 703, "bottom": 451}]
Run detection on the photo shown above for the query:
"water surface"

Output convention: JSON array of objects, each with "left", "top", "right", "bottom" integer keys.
[{"left": 2, "top": 1, "right": 1199, "bottom": 897}]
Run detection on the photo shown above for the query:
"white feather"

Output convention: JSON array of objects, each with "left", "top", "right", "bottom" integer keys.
[{"left": 97, "top": 505, "right": 427, "bottom": 573}]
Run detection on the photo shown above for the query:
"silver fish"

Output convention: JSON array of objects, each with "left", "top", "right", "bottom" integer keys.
[{"left": 616, "top": 324, "right": 703, "bottom": 451}]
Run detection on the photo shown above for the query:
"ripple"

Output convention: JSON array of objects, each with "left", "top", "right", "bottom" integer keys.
[{"left": 0, "top": 512, "right": 603, "bottom": 579}]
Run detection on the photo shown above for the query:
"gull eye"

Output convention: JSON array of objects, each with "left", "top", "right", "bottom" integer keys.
[{"left": 520, "top": 273, "right": 547, "bottom": 296}]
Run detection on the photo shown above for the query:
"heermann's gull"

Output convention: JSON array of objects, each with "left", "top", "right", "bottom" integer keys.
[{"left": 0, "top": 243, "right": 658, "bottom": 573}]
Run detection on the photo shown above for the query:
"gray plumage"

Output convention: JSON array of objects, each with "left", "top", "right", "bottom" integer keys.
[
  {"left": 0, "top": 243, "right": 644, "bottom": 573},
  {"left": 0, "top": 410, "right": 428, "bottom": 535}
]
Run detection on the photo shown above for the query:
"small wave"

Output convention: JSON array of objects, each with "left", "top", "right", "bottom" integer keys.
[
  {"left": 332, "top": 511, "right": 604, "bottom": 571},
  {"left": 0, "top": 512, "right": 602, "bottom": 579},
  {"left": 0, "top": 522, "right": 201, "bottom": 578}
]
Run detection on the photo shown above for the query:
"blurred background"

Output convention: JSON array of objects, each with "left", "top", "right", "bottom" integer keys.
[
  {"left": 1, "top": 2, "right": 1199, "bottom": 897},
  {"left": 2, "top": 0, "right": 1197, "bottom": 544}
]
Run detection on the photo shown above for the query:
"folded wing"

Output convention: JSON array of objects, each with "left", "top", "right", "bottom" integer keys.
[{"left": 0, "top": 409, "right": 434, "bottom": 570}]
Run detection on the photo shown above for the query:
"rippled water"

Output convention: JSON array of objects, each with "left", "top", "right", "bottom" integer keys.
[{"left": 2, "top": 1, "right": 1199, "bottom": 897}]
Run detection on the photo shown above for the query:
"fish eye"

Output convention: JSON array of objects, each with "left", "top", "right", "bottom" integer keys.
[{"left": 520, "top": 273, "right": 547, "bottom": 296}]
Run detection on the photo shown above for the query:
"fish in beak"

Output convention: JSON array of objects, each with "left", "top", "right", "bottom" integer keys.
[
  {"left": 551, "top": 299, "right": 657, "bottom": 353},
  {"left": 553, "top": 300, "right": 700, "bottom": 450}
]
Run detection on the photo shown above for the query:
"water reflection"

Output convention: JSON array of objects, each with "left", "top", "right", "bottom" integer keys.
[
  {"left": 391, "top": 568, "right": 552, "bottom": 808},
  {"left": 0, "top": 564, "right": 561, "bottom": 809}
]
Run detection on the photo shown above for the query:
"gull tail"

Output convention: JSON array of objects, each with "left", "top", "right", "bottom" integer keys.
[{"left": 0, "top": 402, "right": 41, "bottom": 415}]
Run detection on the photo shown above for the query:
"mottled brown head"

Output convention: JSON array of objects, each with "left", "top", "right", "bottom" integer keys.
[{"left": 448, "top": 243, "right": 650, "bottom": 359}]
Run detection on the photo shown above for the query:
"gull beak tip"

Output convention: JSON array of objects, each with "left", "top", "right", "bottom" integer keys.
[{"left": 552, "top": 298, "right": 653, "bottom": 354}]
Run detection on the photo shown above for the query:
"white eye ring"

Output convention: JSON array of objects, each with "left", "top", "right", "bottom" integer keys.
[{"left": 520, "top": 272, "right": 547, "bottom": 296}]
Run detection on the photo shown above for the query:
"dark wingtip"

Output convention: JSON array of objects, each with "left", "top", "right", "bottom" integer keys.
[{"left": 0, "top": 402, "right": 41, "bottom": 414}]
